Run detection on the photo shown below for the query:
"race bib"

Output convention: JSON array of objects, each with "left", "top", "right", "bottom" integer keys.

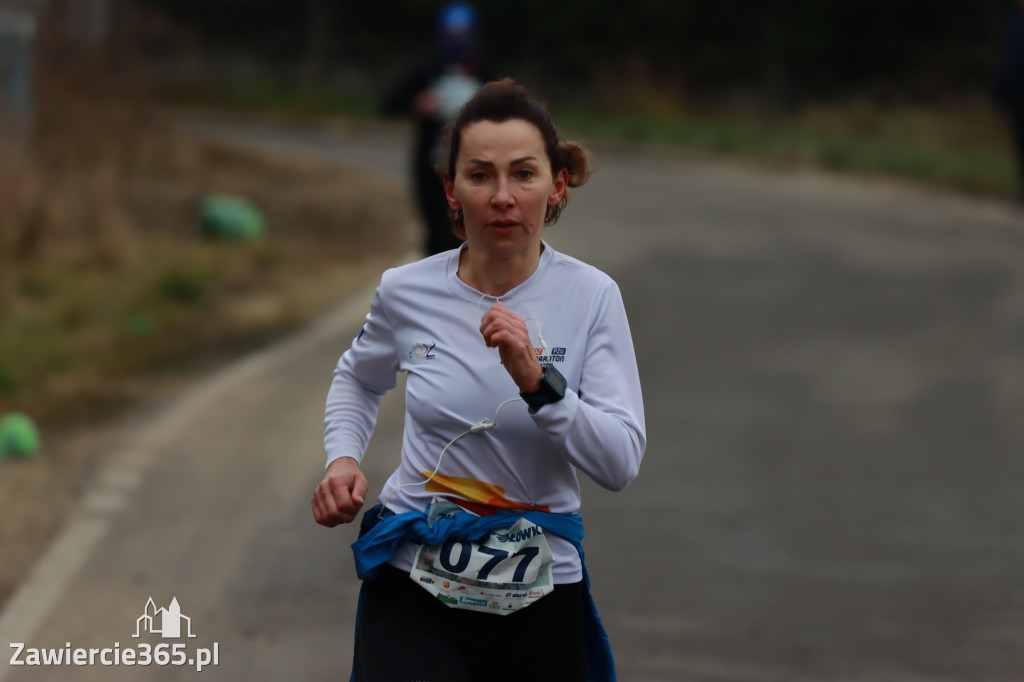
[{"left": 410, "top": 498, "right": 554, "bottom": 615}]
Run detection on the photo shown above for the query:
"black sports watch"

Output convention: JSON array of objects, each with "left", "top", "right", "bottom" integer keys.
[{"left": 520, "top": 364, "right": 567, "bottom": 410}]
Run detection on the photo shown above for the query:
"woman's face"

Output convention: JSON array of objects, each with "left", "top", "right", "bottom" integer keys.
[{"left": 445, "top": 118, "right": 567, "bottom": 260}]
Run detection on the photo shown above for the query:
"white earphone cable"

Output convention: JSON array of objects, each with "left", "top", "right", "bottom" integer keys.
[
  {"left": 378, "top": 396, "right": 523, "bottom": 517},
  {"left": 377, "top": 296, "right": 550, "bottom": 517}
]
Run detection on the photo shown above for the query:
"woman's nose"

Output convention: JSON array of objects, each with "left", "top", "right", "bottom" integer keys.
[{"left": 491, "top": 177, "right": 514, "bottom": 208}]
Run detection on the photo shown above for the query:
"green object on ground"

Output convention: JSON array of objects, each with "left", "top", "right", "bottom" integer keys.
[
  {"left": 0, "top": 412, "right": 41, "bottom": 458},
  {"left": 200, "top": 194, "right": 265, "bottom": 241},
  {"left": 126, "top": 312, "right": 154, "bottom": 336}
]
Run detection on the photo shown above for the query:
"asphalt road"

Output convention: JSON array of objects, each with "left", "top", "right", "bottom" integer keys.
[{"left": 3, "top": 119, "right": 1024, "bottom": 681}]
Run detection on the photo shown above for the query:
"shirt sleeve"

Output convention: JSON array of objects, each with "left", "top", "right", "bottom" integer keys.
[
  {"left": 323, "top": 282, "right": 400, "bottom": 468},
  {"left": 529, "top": 279, "right": 646, "bottom": 491}
]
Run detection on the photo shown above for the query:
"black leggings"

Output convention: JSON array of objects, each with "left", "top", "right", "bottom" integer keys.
[{"left": 353, "top": 564, "right": 588, "bottom": 682}]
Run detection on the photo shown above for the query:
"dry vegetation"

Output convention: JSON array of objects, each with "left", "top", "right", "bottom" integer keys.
[
  {"left": 0, "top": 130, "right": 412, "bottom": 424},
  {"left": 0, "top": 15, "right": 416, "bottom": 607}
]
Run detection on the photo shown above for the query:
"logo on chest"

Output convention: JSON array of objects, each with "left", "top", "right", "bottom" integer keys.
[
  {"left": 410, "top": 342, "right": 436, "bottom": 359},
  {"left": 534, "top": 346, "right": 567, "bottom": 364}
]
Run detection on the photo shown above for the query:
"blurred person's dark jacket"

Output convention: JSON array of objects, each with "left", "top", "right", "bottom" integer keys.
[
  {"left": 993, "top": 3, "right": 1024, "bottom": 200},
  {"left": 993, "top": 4, "right": 1024, "bottom": 113}
]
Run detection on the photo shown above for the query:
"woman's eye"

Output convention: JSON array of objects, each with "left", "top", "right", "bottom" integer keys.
[
  {"left": 517, "top": 169, "right": 535, "bottom": 180},
  {"left": 469, "top": 171, "right": 488, "bottom": 181}
]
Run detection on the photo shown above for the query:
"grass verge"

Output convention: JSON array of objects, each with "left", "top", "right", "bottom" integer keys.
[
  {"left": 0, "top": 135, "right": 414, "bottom": 428},
  {"left": 553, "top": 99, "right": 1019, "bottom": 199}
]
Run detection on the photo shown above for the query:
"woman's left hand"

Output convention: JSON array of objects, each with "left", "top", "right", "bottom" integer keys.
[{"left": 480, "top": 301, "right": 543, "bottom": 393}]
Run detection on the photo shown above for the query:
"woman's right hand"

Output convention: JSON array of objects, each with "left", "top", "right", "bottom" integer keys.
[{"left": 312, "top": 457, "right": 368, "bottom": 527}]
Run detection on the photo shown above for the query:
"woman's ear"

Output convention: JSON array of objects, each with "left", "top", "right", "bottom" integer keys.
[
  {"left": 548, "top": 168, "right": 569, "bottom": 206},
  {"left": 443, "top": 175, "right": 460, "bottom": 211}
]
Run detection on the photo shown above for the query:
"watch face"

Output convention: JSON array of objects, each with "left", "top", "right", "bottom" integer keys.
[{"left": 544, "top": 365, "right": 567, "bottom": 395}]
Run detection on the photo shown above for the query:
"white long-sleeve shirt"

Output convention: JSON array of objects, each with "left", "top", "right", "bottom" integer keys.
[{"left": 324, "top": 242, "right": 646, "bottom": 582}]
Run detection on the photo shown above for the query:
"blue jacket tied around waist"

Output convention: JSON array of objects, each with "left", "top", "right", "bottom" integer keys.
[{"left": 350, "top": 503, "right": 616, "bottom": 681}]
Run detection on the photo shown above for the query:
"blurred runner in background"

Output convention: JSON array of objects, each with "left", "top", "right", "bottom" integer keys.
[{"left": 383, "top": 2, "right": 496, "bottom": 254}]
